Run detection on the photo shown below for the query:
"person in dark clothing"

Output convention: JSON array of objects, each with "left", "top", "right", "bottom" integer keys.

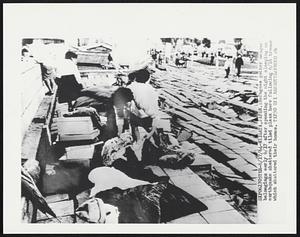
[
  {"left": 235, "top": 54, "right": 244, "bottom": 77},
  {"left": 55, "top": 51, "right": 83, "bottom": 111},
  {"left": 210, "top": 52, "right": 215, "bottom": 65},
  {"left": 108, "top": 53, "right": 113, "bottom": 63},
  {"left": 151, "top": 49, "right": 157, "bottom": 62}
]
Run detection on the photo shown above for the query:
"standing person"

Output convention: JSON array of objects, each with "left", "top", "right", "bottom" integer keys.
[
  {"left": 40, "top": 61, "right": 56, "bottom": 95},
  {"left": 210, "top": 52, "right": 215, "bottom": 65},
  {"left": 158, "top": 51, "right": 163, "bottom": 65},
  {"left": 235, "top": 54, "right": 244, "bottom": 77},
  {"left": 127, "top": 68, "right": 160, "bottom": 145},
  {"left": 151, "top": 49, "right": 158, "bottom": 63},
  {"left": 224, "top": 56, "right": 233, "bottom": 78},
  {"left": 175, "top": 53, "right": 180, "bottom": 67},
  {"left": 55, "top": 51, "right": 84, "bottom": 111}
]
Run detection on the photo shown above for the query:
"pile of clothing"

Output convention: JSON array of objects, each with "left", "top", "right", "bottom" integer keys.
[{"left": 76, "top": 167, "right": 208, "bottom": 223}]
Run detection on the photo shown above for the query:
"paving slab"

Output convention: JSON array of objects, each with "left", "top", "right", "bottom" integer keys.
[
  {"left": 45, "top": 194, "right": 69, "bottom": 203},
  {"left": 199, "top": 198, "right": 235, "bottom": 214},
  {"left": 201, "top": 209, "right": 250, "bottom": 224},
  {"left": 163, "top": 167, "right": 194, "bottom": 177},
  {"left": 36, "top": 215, "right": 75, "bottom": 224},
  {"left": 145, "top": 165, "right": 168, "bottom": 177},
  {"left": 37, "top": 199, "right": 74, "bottom": 220},
  {"left": 167, "top": 213, "right": 208, "bottom": 224}
]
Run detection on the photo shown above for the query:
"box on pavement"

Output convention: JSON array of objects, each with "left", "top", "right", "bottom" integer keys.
[
  {"left": 59, "top": 130, "right": 100, "bottom": 141},
  {"left": 65, "top": 145, "right": 95, "bottom": 160},
  {"left": 57, "top": 117, "right": 100, "bottom": 141},
  {"left": 57, "top": 117, "right": 94, "bottom": 135}
]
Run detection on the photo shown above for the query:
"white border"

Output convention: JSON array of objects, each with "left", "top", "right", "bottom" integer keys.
[{"left": 3, "top": 3, "right": 296, "bottom": 234}]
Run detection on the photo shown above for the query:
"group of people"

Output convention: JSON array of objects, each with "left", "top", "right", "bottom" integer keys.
[
  {"left": 50, "top": 50, "right": 161, "bottom": 144},
  {"left": 223, "top": 54, "right": 244, "bottom": 78},
  {"left": 21, "top": 48, "right": 87, "bottom": 111}
]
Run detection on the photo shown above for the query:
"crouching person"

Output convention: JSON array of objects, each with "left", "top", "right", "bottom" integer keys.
[{"left": 127, "top": 68, "right": 161, "bottom": 146}]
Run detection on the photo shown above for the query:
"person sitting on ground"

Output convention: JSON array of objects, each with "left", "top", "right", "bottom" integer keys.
[
  {"left": 127, "top": 68, "right": 161, "bottom": 145},
  {"left": 55, "top": 51, "right": 85, "bottom": 111}
]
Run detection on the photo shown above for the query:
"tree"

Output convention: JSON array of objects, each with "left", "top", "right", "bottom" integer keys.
[
  {"left": 202, "top": 38, "right": 211, "bottom": 48},
  {"left": 194, "top": 38, "right": 202, "bottom": 46}
]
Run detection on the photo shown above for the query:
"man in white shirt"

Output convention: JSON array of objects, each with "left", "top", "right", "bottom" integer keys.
[{"left": 127, "top": 68, "right": 160, "bottom": 144}]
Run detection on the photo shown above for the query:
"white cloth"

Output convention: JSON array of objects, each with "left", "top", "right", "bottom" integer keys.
[
  {"left": 76, "top": 198, "right": 119, "bottom": 223},
  {"left": 56, "top": 59, "right": 83, "bottom": 84},
  {"left": 224, "top": 58, "right": 233, "bottom": 69},
  {"left": 88, "top": 167, "right": 150, "bottom": 197},
  {"left": 128, "top": 82, "right": 160, "bottom": 126}
]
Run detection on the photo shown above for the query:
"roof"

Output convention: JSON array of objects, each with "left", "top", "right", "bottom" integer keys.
[{"left": 80, "top": 42, "right": 112, "bottom": 52}]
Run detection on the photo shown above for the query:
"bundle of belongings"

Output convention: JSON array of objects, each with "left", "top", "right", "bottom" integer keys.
[
  {"left": 100, "top": 130, "right": 195, "bottom": 173},
  {"left": 76, "top": 167, "right": 208, "bottom": 223}
]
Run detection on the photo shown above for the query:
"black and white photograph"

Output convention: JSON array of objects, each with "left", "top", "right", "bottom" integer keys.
[
  {"left": 3, "top": 3, "right": 296, "bottom": 234},
  {"left": 20, "top": 36, "right": 258, "bottom": 224}
]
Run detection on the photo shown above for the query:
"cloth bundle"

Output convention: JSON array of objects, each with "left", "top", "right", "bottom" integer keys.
[
  {"left": 157, "top": 132, "right": 195, "bottom": 169},
  {"left": 101, "top": 132, "right": 135, "bottom": 166},
  {"left": 76, "top": 197, "right": 119, "bottom": 223}
]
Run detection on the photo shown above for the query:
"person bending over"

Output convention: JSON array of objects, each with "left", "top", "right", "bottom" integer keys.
[
  {"left": 55, "top": 51, "right": 85, "bottom": 111},
  {"left": 127, "top": 68, "right": 160, "bottom": 145}
]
